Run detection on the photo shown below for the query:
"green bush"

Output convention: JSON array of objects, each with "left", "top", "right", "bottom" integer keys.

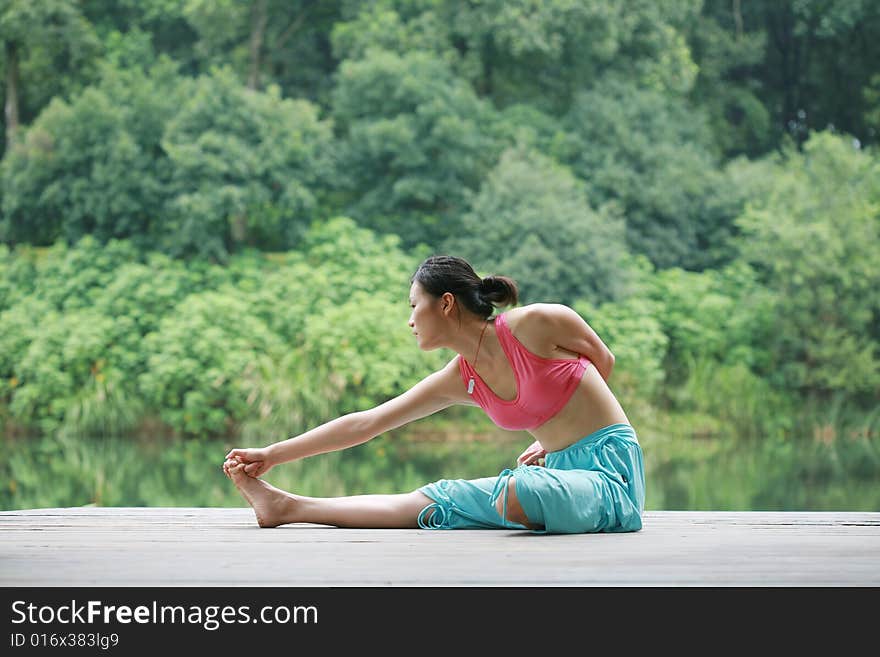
[{"left": 137, "top": 290, "right": 286, "bottom": 438}]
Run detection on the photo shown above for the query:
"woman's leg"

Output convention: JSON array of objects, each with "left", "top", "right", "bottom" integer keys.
[
  {"left": 494, "top": 477, "right": 541, "bottom": 530},
  {"left": 223, "top": 460, "right": 433, "bottom": 528}
]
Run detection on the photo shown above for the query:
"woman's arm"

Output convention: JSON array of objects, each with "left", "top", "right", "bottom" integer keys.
[
  {"left": 265, "top": 356, "right": 464, "bottom": 465},
  {"left": 265, "top": 411, "right": 375, "bottom": 465},
  {"left": 541, "top": 303, "right": 615, "bottom": 381},
  {"left": 517, "top": 440, "right": 546, "bottom": 466}
]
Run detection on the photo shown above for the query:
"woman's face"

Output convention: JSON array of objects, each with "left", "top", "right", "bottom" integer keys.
[{"left": 408, "top": 281, "right": 446, "bottom": 350}]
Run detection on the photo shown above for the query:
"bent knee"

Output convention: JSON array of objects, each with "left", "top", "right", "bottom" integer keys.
[{"left": 493, "top": 477, "right": 538, "bottom": 529}]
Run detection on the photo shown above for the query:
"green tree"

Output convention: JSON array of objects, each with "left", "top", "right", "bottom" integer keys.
[
  {"left": 572, "top": 271, "right": 669, "bottom": 411},
  {"left": 865, "top": 73, "right": 880, "bottom": 141},
  {"left": 246, "top": 216, "right": 429, "bottom": 346},
  {"left": 0, "top": 59, "right": 187, "bottom": 248},
  {"left": 735, "top": 131, "right": 880, "bottom": 400},
  {"left": 1, "top": 63, "right": 334, "bottom": 258},
  {"left": 0, "top": 240, "right": 35, "bottom": 310},
  {"left": 0, "top": 237, "right": 151, "bottom": 434},
  {"left": 330, "top": 0, "right": 451, "bottom": 65},
  {"left": 333, "top": 0, "right": 701, "bottom": 113},
  {"left": 161, "top": 66, "right": 335, "bottom": 260},
  {"left": 649, "top": 262, "right": 777, "bottom": 386},
  {"left": 444, "top": 145, "right": 632, "bottom": 306},
  {"left": 25, "top": 236, "right": 144, "bottom": 312},
  {"left": 5, "top": 306, "right": 129, "bottom": 435},
  {"left": 560, "top": 76, "right": 742, "bottom": 270},
  {"left": 448, "top": 0, "right": 701, "bottom": 109},
  {"left": 0, "top": 221, "right": 439, "bottom": 440},
  {"left": 230, "top": 216, "right": 442, "bottom": 439},
  {"left": 694, "top": 0, "right": 880, "bottom": 150},
  {"left": 298, "top": 289, "right": 445, "bottom": 416},
  {"left": 82, "top": 0, "right": 199, "bottom": 73},
  {"left": 137, "top": 290, "right": 286, "bottom": 438},
  {"left": 331, "top": 49, "right": 499, "bottom": 250},
  {"left": 183, "top": 0, "right": 342, "bottom": 103},
  {"left": 685, "top": 1, "right": 771, "bottom": 158},
  {"left": 646, "top": 260, "right": 792, "bottom": 438},
  {"left": 0, "top": 0, "right": 99, "bottom": 148}
]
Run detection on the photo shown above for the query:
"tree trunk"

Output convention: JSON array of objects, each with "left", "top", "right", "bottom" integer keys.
[
  {"left": 248, "top": 0, "right": 268, "bottom": 90},
  {"left": 5, "top": 40, "right": 20, "bottom": 147},
  {"left": 732, "top": 0, "right": 744, "bottom": 41},
  {"left": 480, "top": 34, "right": 495, "bottom": 98}
]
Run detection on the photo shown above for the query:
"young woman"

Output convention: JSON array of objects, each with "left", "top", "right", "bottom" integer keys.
[{"left": 222, "top": 255, "right": 645, "bottom": 534}]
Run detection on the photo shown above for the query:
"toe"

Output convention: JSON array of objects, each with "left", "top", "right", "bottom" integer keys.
[{"left": 230, "top": 462, "right": 247, "bottom": 481}]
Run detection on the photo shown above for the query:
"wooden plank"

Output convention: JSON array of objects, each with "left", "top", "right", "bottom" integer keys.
[{"left": 1, "top": 508, "right": 878, "bottom": 586}]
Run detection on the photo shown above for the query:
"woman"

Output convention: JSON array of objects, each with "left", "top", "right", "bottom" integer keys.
[{"left": 222, "top": 255, "right": 645, "bottom": 534}]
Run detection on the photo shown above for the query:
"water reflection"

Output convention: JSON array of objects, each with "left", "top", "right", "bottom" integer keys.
[{"left": 2, "top": 431, "right": 878, "bottom": 512}]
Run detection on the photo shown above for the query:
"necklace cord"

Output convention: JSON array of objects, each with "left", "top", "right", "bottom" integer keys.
[
  {"left": 466, "top": 319, "right": 489, "bottom": 396},
  {"left": 473, "top": 319, "right": 489, "bottom": 367}
]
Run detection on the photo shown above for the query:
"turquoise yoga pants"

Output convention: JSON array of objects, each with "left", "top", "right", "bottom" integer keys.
[{"left": 416, "top": 423, "right": 645, "bottom": 534}]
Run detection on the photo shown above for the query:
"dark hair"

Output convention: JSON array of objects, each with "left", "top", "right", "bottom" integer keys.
[{"left": 410, "top": 255, "right": 519, "bottom": 319}]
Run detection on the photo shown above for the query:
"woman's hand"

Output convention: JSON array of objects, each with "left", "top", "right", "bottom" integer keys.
[
  {"left": 516, "top": 440, "right": 546, "bottom": 467},
  {"left": 223, "top": 446, "right": 275, "bottom": 478}
]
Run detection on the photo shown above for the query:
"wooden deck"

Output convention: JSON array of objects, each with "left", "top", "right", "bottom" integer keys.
[{"left": 1, "top": 507, "right": 878, "bottom": 586}]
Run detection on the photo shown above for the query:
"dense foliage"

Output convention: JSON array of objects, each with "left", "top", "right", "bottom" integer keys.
[
  {"left": 0, "top": 219, "right": 443, "bottom": 439},
  {"left": 0, "top": 0, "right": 877, "bottom": 448}
]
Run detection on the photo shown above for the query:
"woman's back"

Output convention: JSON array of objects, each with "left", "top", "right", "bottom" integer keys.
[{"left": 459, "top": 304, "right": 630, "bottom": 452}]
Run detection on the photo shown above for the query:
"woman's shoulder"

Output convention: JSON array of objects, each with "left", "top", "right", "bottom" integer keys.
[
  {"left": 503, "top": 302, "right": 570, "bottom": 327},
  {"left": 502, "top": 303, "right": 574, "bottom": 355}
]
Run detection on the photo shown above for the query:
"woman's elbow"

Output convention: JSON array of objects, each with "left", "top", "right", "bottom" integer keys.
[{"left": 602, "top": 351, "right": 615, "bottom": 379}]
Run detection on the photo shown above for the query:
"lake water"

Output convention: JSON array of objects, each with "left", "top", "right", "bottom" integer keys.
[{"left": 3, "top": 429, "right": 878, "bottom": 512}]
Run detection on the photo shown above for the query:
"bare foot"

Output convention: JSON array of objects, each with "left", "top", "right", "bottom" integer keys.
[{"left": 223, "top": 460, "right": 299, "bottom": 528}]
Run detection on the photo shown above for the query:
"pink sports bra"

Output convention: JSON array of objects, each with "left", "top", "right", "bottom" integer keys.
[{"left": 458, "top": 311, "right": 592, "bottom": 431}]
